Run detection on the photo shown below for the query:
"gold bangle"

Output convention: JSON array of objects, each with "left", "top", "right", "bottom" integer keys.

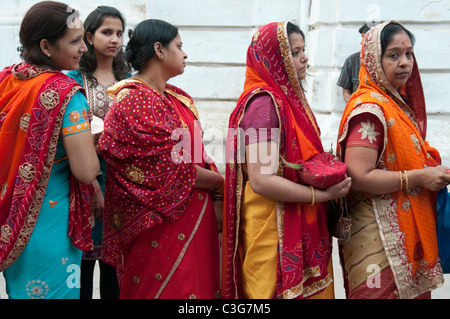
[
  {"left": 399, "top": 170, "right": 408, "bottom": 191},
  {"left": 310, "top": 186, "right": 315, "bottom": 206},
  {"left": 402, "top": 170, "right": 409, "bottom": 190}
]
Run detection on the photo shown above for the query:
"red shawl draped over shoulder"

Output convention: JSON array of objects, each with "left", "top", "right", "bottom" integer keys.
[
  {"left": 0, "top": 63, "right": 93, "bottom": 271},
  {"left": 222, "top": 22, "right": 333, "bottom": 299},
  {"left": 99, "top": 79, "right": 221, "bottom": 280}
]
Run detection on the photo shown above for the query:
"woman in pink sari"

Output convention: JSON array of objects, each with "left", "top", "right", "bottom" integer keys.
[
  {"left": 99, "top": 19, "right": 223, "bottom": 299},
  {"left": 222, "top": 21, "right": 351, "bottom": 299}
]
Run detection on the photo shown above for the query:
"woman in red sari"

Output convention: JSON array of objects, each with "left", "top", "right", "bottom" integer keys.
[
  {"left": 99, "top": 19, "right": 224, "bottom": 299},
  {"left": 222, "top": 22, "right": 351, "bottom": 299}
]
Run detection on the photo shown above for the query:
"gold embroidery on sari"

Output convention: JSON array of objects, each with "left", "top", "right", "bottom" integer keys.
[
  {"left": 370, "top": 91, "right": 389, "bottom": 102},
  {"left": 115, "top": 87, "right": 131, "bottom": 103},
  {"left": 125, "top": 166, "right": 145, "bottom": 184},
  {"left": 410, "top": 134, "right": 421, "bottom": 154},
  {"left": 0, "top": 183, "right": 7, "bottom": 200},
  {"left": 387, "top": 118, "right": 396, "bottom": 129},
  {"left": 110, "top": 211, "right": 123, "bottom": 231},
  {"left": 387, "top": 153, "right": 397, "bottom": 164},
  {"left": 1, "top": 224, "right": 11, "bottom": 243},
  {"left": 354, "top": 97, "right": 363, "bottom": 107},
  {"left": 19, "top": 113, "right": 30, "bottom": 132},
  {"left": 40, "top": 89, "right": 60, "bottom": 110},
  {"left": 19, "top": 163, "right": 37, "bottom": 183}
]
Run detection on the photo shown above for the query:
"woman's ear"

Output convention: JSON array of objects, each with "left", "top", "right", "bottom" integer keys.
[
  {"left": 86, "top": 32, "right": 94, "bottom": 46},
  {"left": 154, "top": 42, "right": 164, "bottom": 59},
  {"left": 40, "top": 39, "right": 52, "bottom": 58}
]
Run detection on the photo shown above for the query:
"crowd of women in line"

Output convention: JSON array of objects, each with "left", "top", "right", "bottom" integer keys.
[{"left": 0, "top": 1, "right": 449, "bottom": 300}]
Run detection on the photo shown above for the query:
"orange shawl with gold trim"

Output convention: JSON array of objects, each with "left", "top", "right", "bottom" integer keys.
[
  {"left": 0, "top": 63, "right": 93, "bottom": 271},
  {"left": 337, "top": 21, "right": 443, "bottom": 299}
]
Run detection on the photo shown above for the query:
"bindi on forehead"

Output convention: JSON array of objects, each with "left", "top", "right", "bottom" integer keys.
[
  {"left": 400, "top": 30, "right": 407, "bottom": 51},
  {"left": 388, "top": 32, "right": 412, "bottom": 52},
  {"left": 401, "top": 40, "right": 406, "bottom": 51}
]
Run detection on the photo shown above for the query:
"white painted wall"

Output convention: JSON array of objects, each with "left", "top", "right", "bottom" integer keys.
[{"left": 1, "top": 0, "right": 450, "bottom": 171}]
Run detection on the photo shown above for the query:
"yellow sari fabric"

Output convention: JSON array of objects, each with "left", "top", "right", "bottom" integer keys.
[
  {"left": 240, "top": 177, "right": 278, "bottom": 299},
  {"left": 240, "top": 174, "right": 335, "bottom": 299}
]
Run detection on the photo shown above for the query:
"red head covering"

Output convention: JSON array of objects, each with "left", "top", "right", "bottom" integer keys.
[{"left": 222, "top": 22, "right": 333, "bottom": 299}]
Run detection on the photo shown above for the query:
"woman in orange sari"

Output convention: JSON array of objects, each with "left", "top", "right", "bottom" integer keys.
[
  {"left": 222, "top": 21, "right": 351, "bottom": 299},
  {"left": 99, "top": 19, "right": 223, "bottom": 299},
  {"left": 337, "top": 21, "right": 449, "bottom": 299}
]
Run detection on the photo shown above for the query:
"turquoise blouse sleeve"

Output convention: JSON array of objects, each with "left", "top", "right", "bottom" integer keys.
[{"left": 60, "top": 90, "right": 90, "bottom": 137}]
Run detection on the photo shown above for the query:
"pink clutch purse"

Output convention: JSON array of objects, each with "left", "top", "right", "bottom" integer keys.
[{"left": 285, "top": 152, "right": 348, "bottom": 189}]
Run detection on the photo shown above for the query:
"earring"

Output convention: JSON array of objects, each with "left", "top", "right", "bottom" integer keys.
[{"left": 47, "top": 53, "right": 51, "bottom": 58}]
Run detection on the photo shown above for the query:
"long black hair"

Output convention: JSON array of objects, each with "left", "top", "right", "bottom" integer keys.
[
  {"left": 79, "top": 6, "right": 130, "bottom": 81},
  {"left": 125, "top": 19, "right": 178, "bottom": 71}
]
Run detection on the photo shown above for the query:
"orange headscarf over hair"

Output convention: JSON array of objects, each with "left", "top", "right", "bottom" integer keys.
[
  {"left": 337, "top": 21, "right": 444, "bottom": 298},
  {"left": 222, "top": 22, "right": 333, "bottom": 299}
]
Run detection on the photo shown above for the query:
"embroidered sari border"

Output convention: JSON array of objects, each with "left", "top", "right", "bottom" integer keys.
[
  {"left": 372, "top": 194, "right": 444, "bottom": 299},
  {"left": 155, "top": 193, "right": 210, "bottom": 299}
]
